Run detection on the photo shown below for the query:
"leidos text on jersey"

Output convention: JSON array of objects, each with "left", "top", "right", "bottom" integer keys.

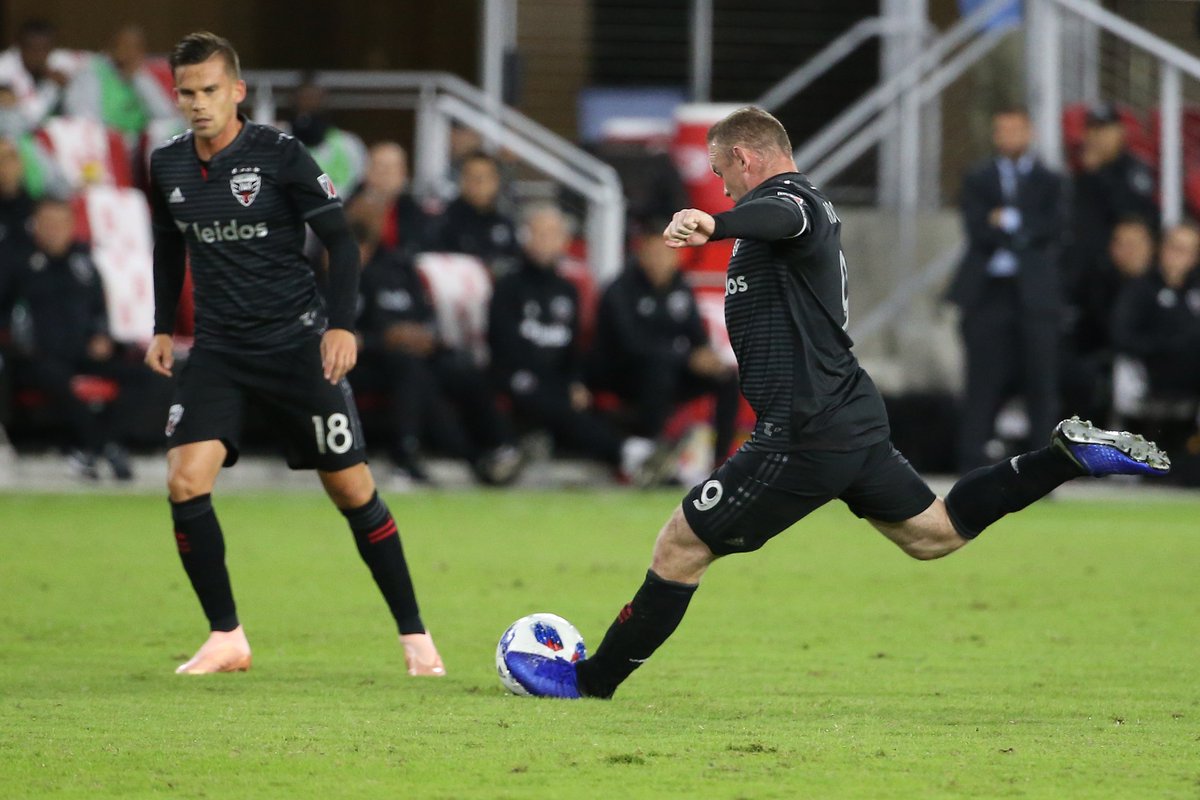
[{"left": 187, "top": 220, "right": 270, "bottom": 243}]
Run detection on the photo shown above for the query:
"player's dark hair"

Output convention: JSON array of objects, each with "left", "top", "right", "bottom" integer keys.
[
  {"left": 170, "top": 31, "right": 241, "bottom": 78},
  {"left": 706, "top": 106, "right": 792, "bottom": 157}
]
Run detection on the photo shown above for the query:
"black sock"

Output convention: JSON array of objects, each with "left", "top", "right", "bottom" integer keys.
[
  {"left": 342, "top": 492, "right": 424, "bottom": 635},
  {"left": 171, "top": 494, "right": 238, "bottom": 632},
  {"left": 575, "top": 569, "right": 698, "bottom": 699},
  {"left": 945, "top": 446, "right": 1084, "bottom": 538}
]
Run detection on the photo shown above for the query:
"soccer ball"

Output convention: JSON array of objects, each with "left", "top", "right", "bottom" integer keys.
[{"left": 496, "top": 613, "right": 586, "bottom": 696}]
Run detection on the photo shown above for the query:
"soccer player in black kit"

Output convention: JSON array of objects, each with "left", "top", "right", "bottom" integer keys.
[
  {"left": 506, "top": 106, "right": 1171, "bottom": 699},
  {"left": 144, "top": 32, "right": 444, "bottom": 677}
]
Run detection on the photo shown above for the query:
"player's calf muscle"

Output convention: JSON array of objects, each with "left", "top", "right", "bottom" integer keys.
[{"left": 650, "top": 509, "right": 714, "bottom": 583}]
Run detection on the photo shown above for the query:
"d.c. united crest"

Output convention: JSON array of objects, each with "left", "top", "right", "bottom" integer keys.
[{"left": 231, "top": 172, "right": 262, "bottom": 207}]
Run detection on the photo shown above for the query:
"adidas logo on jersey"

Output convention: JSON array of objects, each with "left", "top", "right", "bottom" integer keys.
[
  {"left": 168, "top": 187, "right": 185, "bottom": 203},
  {"left": 187, "top": 220, "right": 270, "bottom": 243}
]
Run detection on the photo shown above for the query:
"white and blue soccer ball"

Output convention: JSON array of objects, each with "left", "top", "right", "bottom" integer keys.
[{"left": 496, "top": 613, "right": 586, "bottom": 696}]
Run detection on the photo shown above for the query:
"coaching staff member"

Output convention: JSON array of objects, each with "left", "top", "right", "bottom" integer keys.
[
  {"left": 144, "top": 32, "right": 443, "bottom": 677},
  {"left": 949, "top": 105, "right": 1066, "bottom": 471},
  {"left": 503, "top": 107, "right": 1169, "bottom": 700}
]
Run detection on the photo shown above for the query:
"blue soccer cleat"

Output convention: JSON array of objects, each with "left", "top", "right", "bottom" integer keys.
[
  {"left": 1051, "top": 416, "right": 1171, "bottom": 477},
  {"left": 502, "top": 652, "right": 583, "bottom": 699}
]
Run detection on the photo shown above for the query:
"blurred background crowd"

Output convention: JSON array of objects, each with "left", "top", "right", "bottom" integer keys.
[{"left": 0, "top": 0, "right": 1197, "bottom": 488}]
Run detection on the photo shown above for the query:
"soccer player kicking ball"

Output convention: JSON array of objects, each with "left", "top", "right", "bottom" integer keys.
[
  {"left": 507, "top": 106, "right": 1169, "bottom": 699},
  {"left": 145, "top": 32, "right": 443, "bottom": 677}
]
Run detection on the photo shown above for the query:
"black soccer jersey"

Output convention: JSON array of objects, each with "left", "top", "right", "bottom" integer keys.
[
  {"left": 713, "top": 173, "right": 889, "bottom": 452},
  {"left": 149, "top": 118, "right": 342, "bottom": 354}
]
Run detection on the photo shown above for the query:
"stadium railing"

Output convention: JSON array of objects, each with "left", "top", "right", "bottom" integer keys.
[{"left": 241, "top": 70, "right": 626, "bottom": 284}]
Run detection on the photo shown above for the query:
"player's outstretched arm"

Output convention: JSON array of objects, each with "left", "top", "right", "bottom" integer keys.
[{"left": 707, "top": 195, "right": 808, "bottom": 243}]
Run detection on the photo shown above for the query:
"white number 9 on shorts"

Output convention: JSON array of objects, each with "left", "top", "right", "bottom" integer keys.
[{"left": 692, "top": 479, "right": 723, "bottom": 512}]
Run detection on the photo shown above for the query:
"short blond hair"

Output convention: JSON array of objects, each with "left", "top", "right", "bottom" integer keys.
[{"left": 706, "top": 106, "right": 792, "bottom": 157}]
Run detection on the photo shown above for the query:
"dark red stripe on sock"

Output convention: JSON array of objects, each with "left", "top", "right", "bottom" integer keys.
[
  {"left": 174, "top": 531, "right": 191, "bottom": 554},
  {"left": 367, "top": 520, "right": 397, "bottom": 544}
]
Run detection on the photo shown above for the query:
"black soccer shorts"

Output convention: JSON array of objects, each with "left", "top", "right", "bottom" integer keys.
[
  {"left": 682, "top": 439, "right": 937, "bottom": 556},
  {"left": 165, "top": 339, "right": 368, "bottom": 471}
]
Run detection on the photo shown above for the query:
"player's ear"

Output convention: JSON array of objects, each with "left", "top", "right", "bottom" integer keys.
[
  {"left": 730, "top": 145, "right": 752, "bottom": 172},
  {"left": 232, "top": 79, "right": 247, "bottom": 104}
]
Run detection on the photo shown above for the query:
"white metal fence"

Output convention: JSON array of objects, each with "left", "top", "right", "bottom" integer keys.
[{"left": 243, "top": 69, "right": 627, "bottom": 283}]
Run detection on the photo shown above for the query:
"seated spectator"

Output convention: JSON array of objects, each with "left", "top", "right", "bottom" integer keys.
[
  {"left": 0, "top": 136, "right": 29, "bottom": 453},
  {"left": 430, "top": 150, "right": 519, "bottom": 276},
  {"left": 1062, "top": 215, "right": 1156, "bottom": 423},
  {"left": 0, "top": 137, "right": 34, "bottom": 254},
  {"left": 63, "top": 24, "right": 179, "bottom": 144},
  {"left": 0, "top": 19, "right": 85, "bottom": 133},
  {"left": 346, "top": 141, "right": 429, "bottom": 261},
  {"left": 285, "top": 73, "right": 367, "bottom": 197},
  {"left": 488, "top": 203, "right": 664, "bottom": 482},
  {"left": 1065, "top": 103, "right": 1159, "bottom": 304},
  {"left": 353, "top": 221, "right": 522, "bottom": 487},
  {"left": 0, "top": 199, "right": 147, "bottom": 479},
  {"left": 588, "top": 218, "right": 739, "bottom": 464},
  {"left": 1110, "top": 223, "right": 1200, "bottom": 420},
  {"left": 0, "top": 108, "right": 68, "bottom": 199},
  {"left": 434, "top": 123, "right": 518, "bottom": 205}
]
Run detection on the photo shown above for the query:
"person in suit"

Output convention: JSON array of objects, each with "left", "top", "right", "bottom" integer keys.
[{"left": 949, "top": 105, "right": 1067, "bottom": 471}]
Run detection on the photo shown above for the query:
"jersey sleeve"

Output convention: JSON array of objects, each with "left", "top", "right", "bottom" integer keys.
[
  {"left": 710, "top": 190, "right": 809, "bottom": 242},
  {"left": 146, "top": 151, "right": 177, "bottom": 234},
  {"left": 279, "top": 136, "right": 342, "bottom": 220},
  {"left": 147, "top": 150, "right": 188, "bottom": 336}
]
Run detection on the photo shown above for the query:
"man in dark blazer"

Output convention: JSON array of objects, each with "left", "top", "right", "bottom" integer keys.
[{"left": 949, "top": 105, "right": 1067, "bottom": 471}]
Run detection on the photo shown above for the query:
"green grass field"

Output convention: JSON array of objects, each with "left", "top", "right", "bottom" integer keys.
[{"left": 1, "top": 489, "right": 1198, "bottom": 799}]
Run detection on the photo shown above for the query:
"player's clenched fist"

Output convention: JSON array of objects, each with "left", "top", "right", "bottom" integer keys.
[{"left": 663, "top": 208, "right": 716, "bottom": 249}]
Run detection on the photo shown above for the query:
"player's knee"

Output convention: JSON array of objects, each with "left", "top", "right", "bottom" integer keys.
[
  {"left": 327, "top": 484, "right": 373, "bottom": 510},
  {"left": 166, "top": 463, "right": 214, "bottom": 502},
  {"left": 320, "top": 466, "right": 375, "bottom": 510}
]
